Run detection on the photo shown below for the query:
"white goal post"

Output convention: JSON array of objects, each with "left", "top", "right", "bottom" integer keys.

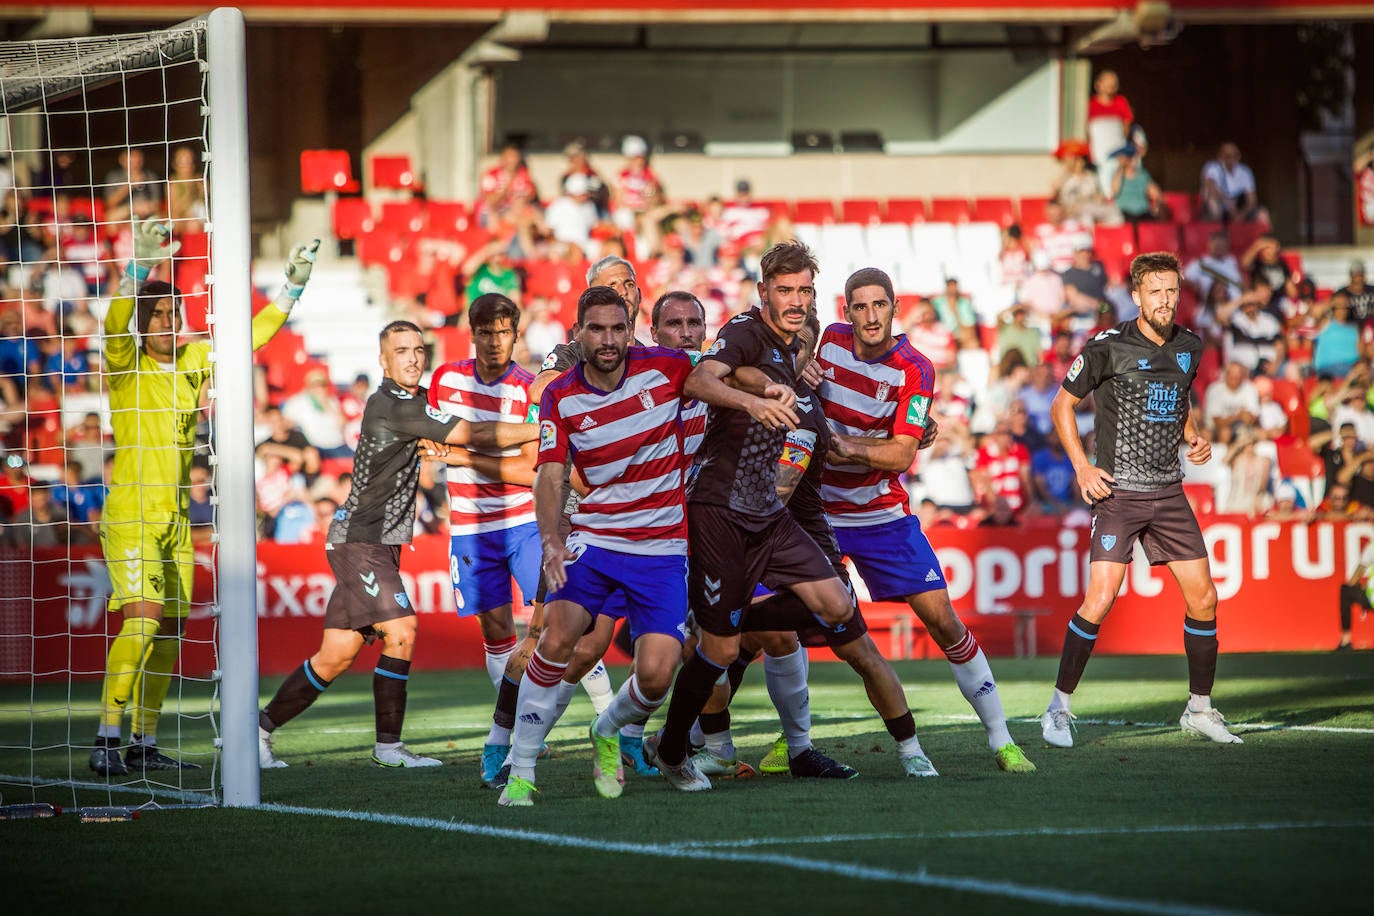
[{"left": 0, "top": 7, "right": 258, "bottom": 808}]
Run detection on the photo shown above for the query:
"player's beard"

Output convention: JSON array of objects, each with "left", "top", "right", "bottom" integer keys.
[
  {"left": 590, "top": 343, "right": 627, "bottom": 374},
  {"left": 1144, "top": 309, "right": 1174, "bottom": 339}
]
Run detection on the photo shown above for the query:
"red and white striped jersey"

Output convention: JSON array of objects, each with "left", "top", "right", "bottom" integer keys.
[
  {"left": 681, "top": 398, "right": 708, "bottom": 461},
  {"left": 816, "top": 323, "right": 935, "bottom": 528},
  {"left": 428, "top": 360, "right": 536, "bottom": 535},
  {"left": 536, "top": 346, "right": 693, "bottom": 555}
]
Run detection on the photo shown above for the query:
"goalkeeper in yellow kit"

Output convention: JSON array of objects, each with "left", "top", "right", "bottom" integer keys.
[{"left": 90, "top": 219, "right": 319, "bottom": 776}]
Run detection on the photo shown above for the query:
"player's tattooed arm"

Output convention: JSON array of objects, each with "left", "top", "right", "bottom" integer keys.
[{"left": 774, "top": 462, "right": 805, "bottom": 504}]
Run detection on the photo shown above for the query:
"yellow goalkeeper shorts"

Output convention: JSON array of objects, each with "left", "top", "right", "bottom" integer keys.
[{"left": 100, "top": 514, "right": 195, "bottom": 618}]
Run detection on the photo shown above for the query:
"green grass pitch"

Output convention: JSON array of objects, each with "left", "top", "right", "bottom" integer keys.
[{"left": 2, "top": 652, "right": 1370, "bottom": 915}]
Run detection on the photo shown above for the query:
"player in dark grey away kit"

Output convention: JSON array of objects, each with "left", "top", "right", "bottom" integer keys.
[
  {"left": 1040, "top": 252, "right": 1243, "bottom": 748},
  {"left": 257, "top": 321, "right": 539, "bottom": 768}
]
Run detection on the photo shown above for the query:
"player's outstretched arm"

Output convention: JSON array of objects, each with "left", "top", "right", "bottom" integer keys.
[
  {"left": 105, "top": 219, "right": 181, "bottom": 367},
  {"left": 427, "top": 440, "right": 538, "bottom": 487},
  {"left": 685, "top": 361, "right": 798, "bottom": 430},
  {"left": 254, "top": 240, "right": 321, "bottom": 349},
  {"left": 726, "top": 365, "right": 799, "bottom": 411},
  {"left": 448, "top": 419, "right": 539, "bottom": 449},
  {"left": 830, "top": 430, "right": 920, "bottom": 472}
]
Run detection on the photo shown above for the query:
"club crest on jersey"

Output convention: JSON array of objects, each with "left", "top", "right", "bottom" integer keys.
[
  {"left": 1100, "top": 535, "right": 1118, "bottom": 550},
  {"left": 539, "top": 420, "right": 557, "bottom": 452},
  {"left": 875, "top": 381, "right": 891, "bottom": 402},
  {"left": 638, "top": 389, "right": 655, "bottom": 410},
  {"left": 394, "top": 592, "right": 409, "bottom": 609},
  {"left": 1176, "top": 352, "right": 1191, "bottom": 373},
  {"left": 906, "top": 393, "right": 931, "bottom": 427},
  {"left": 730, "top": 608, "right": 743, "bottom": 627},
  {"left": 424, "top": 404, "right": 453, "bottom": 423},
  {"left": 1067, "top": 354, "right": 1085, "bottom": 382},
  {"left": 704, "top": 338, "right": 725, "bottom": 358},
  {"left": 501, "top": 397, "right": 512, "bottom": 416}
]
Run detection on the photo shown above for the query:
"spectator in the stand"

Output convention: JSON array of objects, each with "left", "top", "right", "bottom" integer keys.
[
  {"left": 999, "top": 224, "right": 1032, "bottom": 289},
  {"left": 61, "top": 218, "right": 116, "bottom": 298},
  {"left": 1021, "top": 250, "right": 1067, "bottom": 332},
  {"left": 1183, "top": 229, "right": 1243, "bottom": 305},
  {"left": 338, "top": 373, "right": 370, "bottom": 452},
  {"left": 559, "top": 141, "right": 609, "bottom": 217},
  {"left": 1111, "top": 146, "right": 1162, "bottom": 222},
  {"left": 255, "top": 404, "right": 321, "bottom": 484},
  {"left": 167, "top": 145, "right": 206, "bottom": 232},
  {"left": 103, "top": 147, "right": 165, "bottom": 224},
  {"left": 977, "top": 495, "right": 1019, "bottom": 527},
  {"left": 1200, "top": 141, "right": 1266, "bottom": 223},
  {"left": 1043, "top": 329, "right": 1076, "bottom": 378},
  {"left": 522, "top": 298, "right": 566, "bottom": 364},
  {"left": 718, "top": 179, "right": 772, "bottom": 247},
  {"left": 1221, "top": 287, "right": 1282, "bottom": 372},
  {"left": 461, "top": 237, "right": 522, "bottom": 309},
  {"left": 1313, "top": 292, "right": 1362, "bottom": 379},
  {"left": 611, "top": 135, "right": 668, "bottom": 253},
  {"left": 973, "top": 423, "right": 1033, "bottom": 517},
  {"left": 65, "top": 412, "right": 107, "bottom": 482},
  {"left": 1241, "top": 236, "right": 1296, "bottom": 313},
  {"left": 1251, "top": 377, "right": 1290, "bottom": 442},
  {"left": 544, "top": 172, "right": 600, "bottom": 259},
  {"left": 1203, "top": 361, "right": 1259, "bottom": 446},
  {"left": 1033, "top": 200, "right": 1092, "bottom": 272},
  {"left": 477, "top": 142, "right": 537, "bottom": 229},
  {"left": 679, "top": 207, "right": 722, "bottom": 268},
  {"left": 1060, "top": 245, "right": 1109, "bottom": 335},
  {"left": 1310, "top": 417, "right": 1358, "bottom": 497},
  {"left": 995, "top": 303, "right": 1043, "bottom": 369},
  {"left": 929, "top": 278, "right": 979, "bottom": 350},
  {"left": 0, "top": 308, "right": 41, "bottom": 386},
  {"left": 1052, "top": 153, "right": 1121, "bottom": 226},
  {"left": 1031, "top": 429, "right": 1079, "bottom": 514},
  {"left": 1006, "top": 399, "right": 1047, "bottom": 454},
  {"left": 974, "top": 351, "right": 1028, "bottom": 434},
  {"left": 1331, "top": 375, "right": 1374, "bottom": 444},
  {"left": 1019, "top": 362, "right": 1058, "bottom": 439},
  {"left": 33, "top": 150, "right": 80, "bottom": 200},
  {"left": 1087, "top": 70, "right": 1133, "bottom": 195},
  {"left": 255, "top": 449, "right": 310, "bottom": 541},
  {"left": 904, "top": 299, "right": 957, "bottom": 371},
  {"left": 1337, "top": 260, "right": 1374, "bottom": 327},
  {"left": 282, "top": 368, "right": 352, "bottom": 459},
  {"left": 42, "top": 333, "right": 93, "bottom": 395},
  {"left": 914, "top": 424, "right": 978, "bottom": 520},
  {"left": 1316, "top": 482, "right": 1369, "bottom": 521},
  {"left": 0, "top": 483, "right": 74, "bottom": 548},
  {"left": 1218, "top": 429, "right": 1273, "bottom": 517},
  {"left": 188, "top": 461, "right": 214, "bottom": 533},
  {"left": 1264, "top": 481, "right": 1307, "bottom": 521}
]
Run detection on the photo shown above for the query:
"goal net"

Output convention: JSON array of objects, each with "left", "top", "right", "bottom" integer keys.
[{"left": 0, "top": 8, "right": 257, "bottom": 812}]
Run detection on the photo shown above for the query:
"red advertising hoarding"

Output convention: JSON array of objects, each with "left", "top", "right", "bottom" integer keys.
[{"left": 0, "top": 517, "right": 1364, "bottom": 681}]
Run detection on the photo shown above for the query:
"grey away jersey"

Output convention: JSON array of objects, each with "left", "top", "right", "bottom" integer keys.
[
  {"left": 328, "top": 379, "right": 460, "bottom": 545},
  {"left": 1062, "top": 319, "right": 1203, "bottom": 492}
]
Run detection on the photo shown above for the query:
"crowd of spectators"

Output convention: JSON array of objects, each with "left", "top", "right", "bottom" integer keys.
[{"left": 0, "top": 66, "right": 1370, "bottom": 547}]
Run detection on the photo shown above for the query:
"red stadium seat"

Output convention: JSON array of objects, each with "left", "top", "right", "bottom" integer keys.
[
  {"left": 1092, "top": 225, "right": 1137, "bottom": 279},
  {"left": 378, "top": 199, "right": 426, "bottom": 233},
  {"left": 177, "top": 230, "right": 210, "bottom": 259},
  {"left": 972, "top": 197, "right": 1017, "bottom": 228},
  {"left": 357, "top": 227, "right": 404, "bottom": 268},
  {"left": 929, "top": 197, "right": 972, "bottom": 224},
  {"left": 884, "top": 198, "right": 926, "bottom": 224},
  {"left": 1135, "top": 222, "right": 1180, "bottom": 255},
  {"left": 1163, "top": 192, "right": 1194, "bottom": 224},
  {"left": 371, "top": 154, "right": 420, "bottom": 191},
  {"left": 792, "top": 199, "right": 836, "bottom": 224},
  {"left": 1018, "top": 196, "right": 1051, "bottom": 229},
  {"left": 331, "top": 197, "right": 374, "bottom": 241},
  {"left": 1181, "top": 221, "right": 1224, "bottom": 261},
  {"left": 524, "top": 259, "right": 587, "bottom": 312},
  {"left": 1276, "top": 442, "right": 1322, "bottom": 479},
  {"left": 300, "top": 149, "right": 359, "bottom": 194},
  {"left": 425, "top": 200, "right": 471, "bottom": 237},
  {"left": 841, "top": 198, "right": 884, "bottom": 224},
  {"left": 1280, "top": 250, "right": 1304, "bottom": 279}
]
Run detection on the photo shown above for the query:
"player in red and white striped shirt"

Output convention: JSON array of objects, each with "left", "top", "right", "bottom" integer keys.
[
  {"left": 817, "top": 267, "right": 1036, "bottom": 774},
  {"left": 428, "top": 294, "right": 540, "bottom": 704},
  {"left": 499, "top": 285, "right": 788, "bottom": 806}
]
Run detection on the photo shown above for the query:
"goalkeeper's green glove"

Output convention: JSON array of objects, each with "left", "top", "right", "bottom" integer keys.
[
  {"left": 278, "top": 239, "right": 321, "bottom": 309},
  {"left": 125, "top": 218, "right": 180, "bottom": 284}
]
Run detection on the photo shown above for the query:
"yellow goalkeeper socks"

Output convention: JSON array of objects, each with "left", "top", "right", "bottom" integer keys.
[
  {"left": 99, "top": 617, "right": 161, "bottom": 732},
  {"left": 130, "top": 635, "right": 180, "bottom": 740}
]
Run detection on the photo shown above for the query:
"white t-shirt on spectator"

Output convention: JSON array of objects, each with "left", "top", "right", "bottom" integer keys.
[
  {"left": 1201, "top": 159, "right": 1257, "bottom": 200},
  {"left": 1184, "top": 253, "right": 1243, "bottom": 302},
  {"left": 1332, "top": 404, "right": 1374, "bottom": 448},
  {"left": 915, "top": 449, "right": 977, "bottom": 509},
  {"left": 1203, "top": 379, "right": 1260, "bottom": 427},
  {"left": 544, "top": 195, "right": 599, "bottom": 257}
]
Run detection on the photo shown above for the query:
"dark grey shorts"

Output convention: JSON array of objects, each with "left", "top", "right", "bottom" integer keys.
[{"left": 1089, "top": 483, "right": 1208, "bottom": 566}]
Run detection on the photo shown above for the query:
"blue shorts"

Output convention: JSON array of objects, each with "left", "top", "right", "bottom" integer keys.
[
  {"left": 449, "top": 522, "right": 541, "bottom": 617},
  {"left": 548, "top": 544, "right": 688, "bottom": 644},
  {"left": 835, "top": 515, "right": 946, "bottom": 603}
]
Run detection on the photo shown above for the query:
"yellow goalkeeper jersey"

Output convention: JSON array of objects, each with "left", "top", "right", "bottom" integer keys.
[{"left": 103, "top": 292, "right": 288, "bottom": 522}]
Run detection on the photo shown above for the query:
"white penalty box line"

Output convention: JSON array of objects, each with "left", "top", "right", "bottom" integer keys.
[{"left": 261, "top": 802, "right": 1306, "bottom": 916}]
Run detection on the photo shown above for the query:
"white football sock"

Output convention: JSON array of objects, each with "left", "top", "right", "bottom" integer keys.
[
  {"left": 483, "top": 637, "right": 517, "bottom": 689},
  {"left": 1048, "top": 688, "right": 1073, "bottom": 713},
  {"left": 764, "top": 647, "right": 812, "bottom": 757},
  {"left": 509, "top": 652, "right": 567, "bottom": 769},
  {"left": 946, "top": 641, "right": 1013, "bottom": 751},
  {"left": 580, "top": 659, "right": 615, "bottom": 715},
  {"left": 552, "top": 678, "right": 579, "bottom": 723},
  {"left": 596, "top": 675, "right": 663, "bottom": 737}
]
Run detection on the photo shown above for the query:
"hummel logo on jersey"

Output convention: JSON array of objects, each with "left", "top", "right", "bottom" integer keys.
[
  {"left": 1092, "top": 328, "right": 1121, "bottom": 341},
  {"left": 973, "top": 680, "right": 996, "bottom": 698},
  {"left": 771, "top": 348, "right": 783, "bottom": 362},
  {"left": 924, "top": 569, "right": 940, "bottom": 583},
  {"left": 704, "top": 574, "right": 722, "bottom": 606},
  {"left": 518, "top": 712, "right": 543, "bottom": 725},
  {"left": 579, "top": 415, "right": 597, "bottom": 431},
  {"left": 1137, "top": 358, "right": 1151, "bottom": 371},
  {"left": 360, "top": 571, "right": 380, "bottom": 597}
]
